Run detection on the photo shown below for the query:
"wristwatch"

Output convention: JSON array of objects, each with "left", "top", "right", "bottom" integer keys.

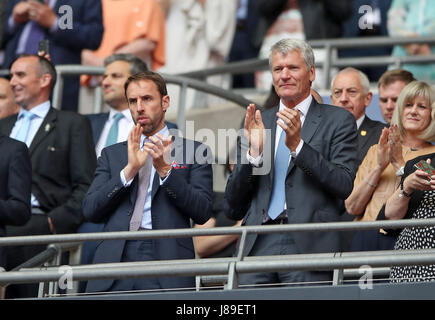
[{"left": 398, "top": 178, "right": 412, "bottom": 198}]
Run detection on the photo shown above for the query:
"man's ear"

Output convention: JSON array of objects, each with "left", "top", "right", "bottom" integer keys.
[
  {"left": 40, "top": 73, "right": 52, "bottom": 90},
  {"left": 365, "top": 91, "right": 373, "bottom": 107},
  {"left": 162, "top": 95, "right": 170, "bottom": 112}
]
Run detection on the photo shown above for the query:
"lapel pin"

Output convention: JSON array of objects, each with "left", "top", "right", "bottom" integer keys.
[
  {"left": 45, "top": 123, "right": 51, "bottom": 132},
  {"left": 361, "top": 130, "right": 367, "bottom": 136}
]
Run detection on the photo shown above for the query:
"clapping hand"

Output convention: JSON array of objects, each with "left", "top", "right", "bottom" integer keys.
[
  {"left": 388, "top": 124, "right": 405, "bottom": 171},
  {"left": 277, "top": 107, "right": 301, "bottom": 152},
  {"left": 124, "top": 124, "right": 150, "bottom": 181},
  {"left": 244, "top": 104, "right": 265, "bottom": 158},
  {"left": 144, "top": 134, "right": 173, "bottom": 178}
]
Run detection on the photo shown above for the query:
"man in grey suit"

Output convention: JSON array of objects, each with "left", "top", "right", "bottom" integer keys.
[
  {"left": 331, "top": 67, "right": 386, "bottom": 167},
  {"left": 225, "top": 38, "right": 358, "bottom": 286}
]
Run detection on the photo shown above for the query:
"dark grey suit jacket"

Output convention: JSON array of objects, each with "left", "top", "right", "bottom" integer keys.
[
  {"left": 83, "top": 137, "right": 213, "bottom": 292},
  {"left": 225, "top": 100, "right": 358, "bottom": 256},
  {"left": 356, "top": 116, "right": 386, "bottom": 167},
  {"left": 0, "top": 108, "right": 96, "bottom": 234}
]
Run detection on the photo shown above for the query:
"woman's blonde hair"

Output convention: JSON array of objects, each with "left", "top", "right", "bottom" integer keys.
[{"left": 391, "top": 80, "right": 435, "bottom": 142}]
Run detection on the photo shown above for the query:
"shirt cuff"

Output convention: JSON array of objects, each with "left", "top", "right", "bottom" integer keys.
[
  {"left": 49, "top": 17, "right": 59, "bottom": 33},
  {"left": 246, "top": 150, "right": 263, "bottom": 167},
  {"left": 159, "top": 169, "right": 171, "bottom": 184},
  {"left": 290, "top": 139, "right": 304, "bottom": 158},
  {"left": 120, "top": 170, "right": 133, "bottom": 187},
  {"left": 8, "top": 16, "right": 16, "bottom": 31}
]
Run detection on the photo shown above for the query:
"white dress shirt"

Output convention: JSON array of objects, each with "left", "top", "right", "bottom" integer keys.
[
  {"left": 120, "top": 126, "right": 170, "bottom": 230},
  {"left": 247, "top": 94, "right": 312, "bottom": 166}
]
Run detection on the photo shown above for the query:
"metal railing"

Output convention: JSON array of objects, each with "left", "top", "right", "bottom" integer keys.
[
  {"left": 2, "top": 218, "right": 435, "bottom": 298},
  {"left": 179, "top": 35, "right": 435, "bottom": 89}
]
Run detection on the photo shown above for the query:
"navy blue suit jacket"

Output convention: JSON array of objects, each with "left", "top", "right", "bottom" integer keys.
[
  {"left": 83, "top": 137, "right": 213, "bottom": 292},
  {"left": 0, "top": 135, "right": 31, "bottom": 267},
  {"left": 2, "top": 0, "right": 104, "bottom": 111}
]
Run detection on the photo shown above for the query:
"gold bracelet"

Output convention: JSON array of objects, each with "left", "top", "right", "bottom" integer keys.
[{"left": 365, "top": 179, "right": 377, "bottom": 188}]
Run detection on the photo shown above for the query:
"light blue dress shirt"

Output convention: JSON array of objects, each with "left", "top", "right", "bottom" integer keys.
[{"left": 10, "top": 102, "right": 51, "bottom": 208}]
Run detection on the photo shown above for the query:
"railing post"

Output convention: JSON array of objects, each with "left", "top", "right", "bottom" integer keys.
[
  {"left": 52, "top": 71, "right": 63, "bottom": 110},
  {"left": 332, "top": 252, "right": 344, "bottom": 286},
  {"left": 0, "top": 267, "right": 5, "bottom": 299},
  {"left": 226, "top": 229, "right": 247, "bottom": 290},
  {"left": 322, "top": 43, "right": 332, "bottom": 90},
  {"left": 177, "top": 82, "right": 187, "bottom": 134},
  {"left": 66, "top": 243, "right": 82, "bottom": 295},
  {"left": 93, "top": 86, "right": 103, "bottom": 114}
]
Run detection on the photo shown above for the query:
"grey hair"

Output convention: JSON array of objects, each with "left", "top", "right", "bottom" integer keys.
[
  {"left": 269, "top": 38, "right": 315, "bottom": 70},
  {"left": 104, "top": 53, "right": 148, "bottom": 75},
  {"left": 331, "top": 67, "right": 370, "bottom": 94}
]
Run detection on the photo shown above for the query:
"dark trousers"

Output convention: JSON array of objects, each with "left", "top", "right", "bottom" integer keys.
[
  {"left": 108, "top": 239, "right": 161, "bottom": 292},
  {"left": 77, "top": 221, "right": 105, "bottom": 293},
  {"left": 239, "top": 231, "right": 332, "bottom": 287},
  {"left": 5, "top": 215, "right": 52, "bottom": 299}
]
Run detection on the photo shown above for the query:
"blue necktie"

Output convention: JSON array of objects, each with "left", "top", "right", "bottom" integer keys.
[
  {"left": 267, "top": 129, "right": 290, "bottom": 220},
  {"left": 14, "top": 111, "right": 36, "bottom": 144},
  {"left": 105, "top": 113, "right": 124, "bottom": 147}
]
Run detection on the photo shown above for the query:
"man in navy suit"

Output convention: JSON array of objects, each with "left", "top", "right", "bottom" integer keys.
[
  {"left": 1, "top": 0, "right": 104, "bottom": 112},
  {"left": 0, "top": 135, "right": 31, "bottom": 269},
  {"left": 225, "top": 39, "right": 357, "bottom": 286},
  {"left": 77, "top": 54, "right": 175, "bottom": 291},
  {"left": 83, "top": 71, "right": 213, "bottom": 293}
]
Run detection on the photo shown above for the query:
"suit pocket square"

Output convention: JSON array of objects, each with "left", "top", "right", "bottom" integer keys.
[{"left": 171, "top": 161, "right": 186, "bottom": 169}]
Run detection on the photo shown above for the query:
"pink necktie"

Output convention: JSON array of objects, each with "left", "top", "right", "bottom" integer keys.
[{"left": 129, "top": 155, "right": 152, "bottom": 231}]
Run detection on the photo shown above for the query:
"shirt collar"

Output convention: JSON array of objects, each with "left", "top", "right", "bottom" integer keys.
[
  {"left": 279, "top": 94, "right": 312, "bottom": 117},
  {"left": 108, "top": 107, "right": 133, "bottom": 122},
  {"left": 356, "top": 114, "right": 365, "bottom": 129},
  {"left": 18, "top": 101, "right": 50, "bottom": 119},
  {"left": 140, "top": 125, "right": 169, "bottom": 148}
]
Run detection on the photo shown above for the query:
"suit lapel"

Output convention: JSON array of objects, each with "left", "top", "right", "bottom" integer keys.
[
  {"left": 287, "top": 100, "right": 322, "bottom": 176},
  {"left": 93, "top": 113, "right": 109, "bottom": 145},
  {"left": 357, "top": 117, "right": 372, "bottom": 152},
  {"left": 28, "top": 108, "right": 56, "bottom": 156},
  {"left": 0, "top": 114, "right": 17, "bottom": 136}
]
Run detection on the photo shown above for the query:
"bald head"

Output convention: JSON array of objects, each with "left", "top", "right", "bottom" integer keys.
[{"left": 0, "top": 78, "right": 19, "bottom": 119}]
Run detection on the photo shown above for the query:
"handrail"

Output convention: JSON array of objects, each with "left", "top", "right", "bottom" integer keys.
[
  {"left": 1, "top": 218, "right": 434, "bottom": 247},
  {"left": 1, "top": 249, "right": 435, "bottom": 286},
  {"left": 2, "top": 219, "right": 435, "bottom": 294}
]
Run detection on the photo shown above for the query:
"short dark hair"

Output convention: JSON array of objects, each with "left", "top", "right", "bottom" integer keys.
[
  {"left": 378, "top": 69, "right": 415, "bottom": 89},
  {"left": 124, "top": 71, "right": 168, "bottom": 99},
  {"left": 104, "top": 53, "right": 148, "bottom": 75},
  {"left": 15, "top": 54, "right": 57, "bottom": 92}
]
